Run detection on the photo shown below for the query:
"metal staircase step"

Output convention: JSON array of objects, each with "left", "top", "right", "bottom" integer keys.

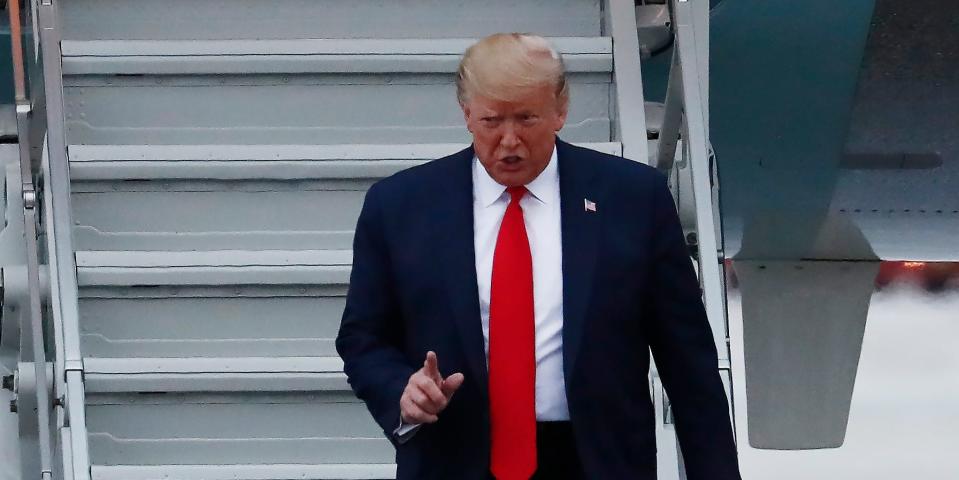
[
  {"left": 63, "top": 86, "right": 613, "bottom": 145},
  {"left": 78, "top": 285, "right": 345, "bottom": 359},
  {"left": 76, "top": 250, "right": 351, "bottom": 288},
  {"left": 75, "top": 250, "right": 352, "bottom": 286},
  {"left": 75, "top": 250, "right": 350, "bottom": 359},
  {"left": 84, "top": 391, "right": 392, "bottom": 475},
  {"left": 61, "top": 37, "right": 612, "bottom": 75},
  {"left": 83, "top": 356, "right": 347, "bottom": 393},
  {"left": 61, "top": 36, "right": 616, "bottom": 145},
  {"left": 90, "top": 464, "right": 396, "bottom": 480},
  {"left": 61, "top": 0, "right": 603, "bottom": 42},
  {"left": 67, "top": 143, "right": 622, "bottom": 251},
  {"left": 76, "top": 249, "right": 352, "bottom": 268},
  {"left": 68, "top": 142, "right": 623, "bottom": 180}
]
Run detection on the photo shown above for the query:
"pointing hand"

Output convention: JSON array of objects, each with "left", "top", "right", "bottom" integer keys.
[{"left": 400, "top": 351, "right": 465, "bottom": 424}]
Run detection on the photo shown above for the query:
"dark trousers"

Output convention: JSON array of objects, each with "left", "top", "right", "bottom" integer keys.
[
  {"left": 530, "top": 421, "right": 585, "bottom": 480},
  {"left": 485, "top": 421, "right": 585, "bottom": 480}
]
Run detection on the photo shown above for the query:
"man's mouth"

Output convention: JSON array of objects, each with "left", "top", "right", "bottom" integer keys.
[{"left": 501, "top": 155, "right": 523, "bottom": 164}]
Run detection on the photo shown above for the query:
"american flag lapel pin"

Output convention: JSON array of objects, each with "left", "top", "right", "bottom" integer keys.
[{"left": 584, "top": 198, "right": 597, "bottom": 212}]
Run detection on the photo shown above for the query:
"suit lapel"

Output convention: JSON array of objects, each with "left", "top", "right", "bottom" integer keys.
[
  {"left": 436, "top": 146, "right": 489, "bottom": 401},
  {"left": 433, "top": 140, "right": 601, "bottom": 401},
  {"left": 557, "top": 140, "right": 600, "bottom": 382}
]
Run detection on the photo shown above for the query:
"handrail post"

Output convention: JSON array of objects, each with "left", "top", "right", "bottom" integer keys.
[{"left": 9, "top": 0, "right": 55, "bottom": 478}]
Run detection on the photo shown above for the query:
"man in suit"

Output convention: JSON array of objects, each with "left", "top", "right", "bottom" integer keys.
[{"left": 336, "top": 33, "right": 741, "bottom": 479}]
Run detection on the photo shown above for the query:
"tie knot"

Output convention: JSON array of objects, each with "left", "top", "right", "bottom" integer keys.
[{"left": 507, "top": 186, "right": 527, "bottom": 204}]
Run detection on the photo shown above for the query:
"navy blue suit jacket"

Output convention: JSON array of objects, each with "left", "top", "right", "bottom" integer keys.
[{"left": 336, "top": 139, "right": 741, "bottom": 479}]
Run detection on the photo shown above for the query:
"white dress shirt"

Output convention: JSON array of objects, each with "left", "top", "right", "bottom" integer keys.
[
  {"left": 397, "top": 146, "right": 568, "bottom": 438},
  {"left": 473, "top": 146, "right": 569, "bottom": 421}
]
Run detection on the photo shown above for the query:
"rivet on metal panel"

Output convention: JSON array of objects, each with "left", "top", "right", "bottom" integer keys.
[{"left": 663, "top": 391, "right": 674, "bottom": 424}]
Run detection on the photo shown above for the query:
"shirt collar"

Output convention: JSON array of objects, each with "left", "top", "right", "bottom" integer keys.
[{"left": 473, "top": 145, "right": 559, "bottom": 208}]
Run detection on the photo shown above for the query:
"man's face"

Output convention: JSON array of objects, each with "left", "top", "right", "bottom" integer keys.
[{"left": 462, "top": 85, "right": 568, "bottom": 187}]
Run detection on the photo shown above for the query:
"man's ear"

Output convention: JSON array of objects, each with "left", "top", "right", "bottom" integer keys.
[
  {"left": 460, "top": 101, "right": 472, "bottom": 131},
  {"left": 554, "top": 101, "right": 569, "bottom": 132}
]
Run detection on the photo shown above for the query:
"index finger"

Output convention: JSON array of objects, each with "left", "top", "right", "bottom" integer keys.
[{"left": 424, "top": 351, "right": 442, "bottom": 383}]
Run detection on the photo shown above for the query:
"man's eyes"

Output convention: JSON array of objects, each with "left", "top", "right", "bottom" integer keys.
[{"left": 478, "top": 115, "right": 539, "bottom": 126}]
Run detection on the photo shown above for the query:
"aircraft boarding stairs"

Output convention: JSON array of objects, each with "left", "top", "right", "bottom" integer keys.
[{"left": 9, "top": 1, "right": 729, "bottom": 479}]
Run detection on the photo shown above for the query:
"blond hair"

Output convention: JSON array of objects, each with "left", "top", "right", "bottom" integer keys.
[{"left": 456, "top": 33, "right": 569, "bottom": 107}]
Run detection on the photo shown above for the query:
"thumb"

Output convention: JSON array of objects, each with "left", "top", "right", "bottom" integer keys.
[{"left": 441, "top": 373, "right": 465, "bottom": 400}]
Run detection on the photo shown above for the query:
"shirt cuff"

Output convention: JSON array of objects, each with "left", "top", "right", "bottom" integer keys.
[{"left": 394, "top": 414, "right": 422, "bottom": 444}]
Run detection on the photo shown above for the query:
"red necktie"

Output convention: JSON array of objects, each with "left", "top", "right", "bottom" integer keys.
[{"left": 489, "top": 186, "right": 537, "bottom": 480}]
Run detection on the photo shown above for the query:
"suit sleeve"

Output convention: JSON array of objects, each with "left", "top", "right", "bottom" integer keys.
[
  {"left": 335, "top": 183, "right": 416, "bottom": 443},
  {"left": 645, "top": 174, "right": 742, "bottom": 479}
]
